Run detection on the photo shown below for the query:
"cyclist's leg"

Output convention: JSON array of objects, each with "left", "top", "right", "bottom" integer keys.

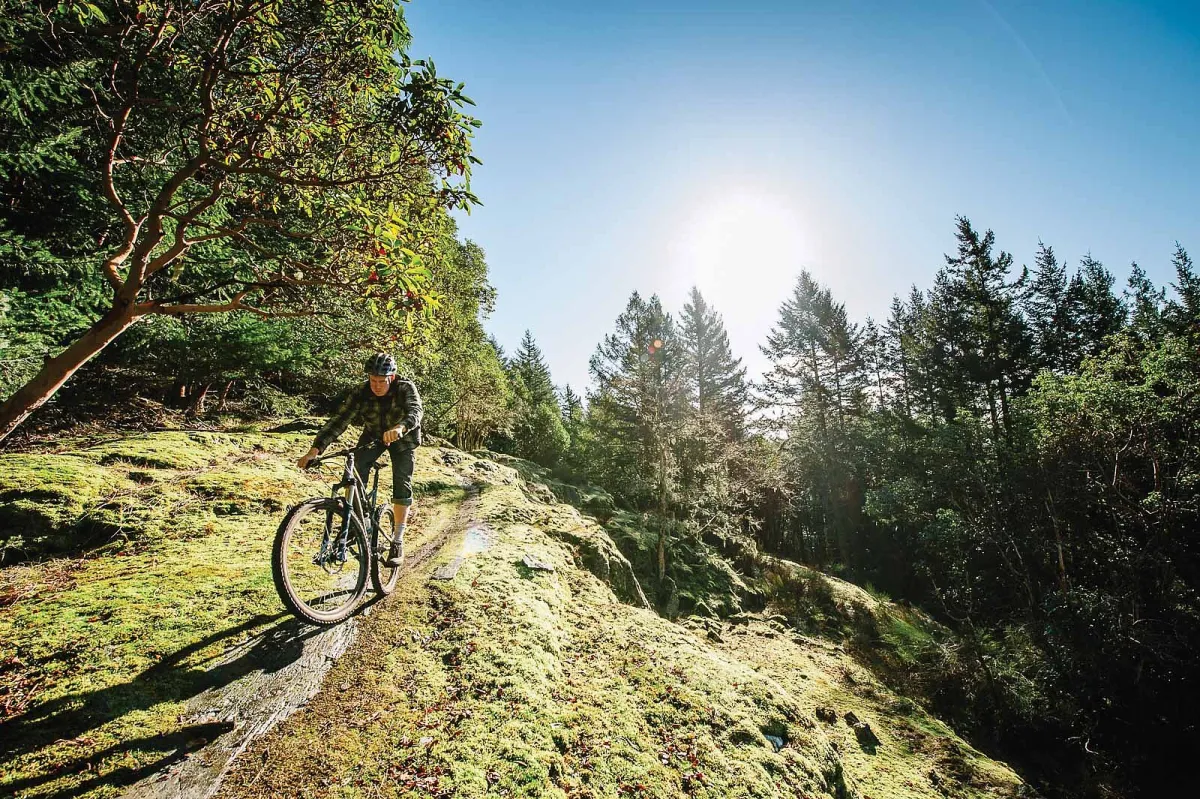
[
  {"left": 354, "top": 436, "right": 386, "bottom": 492},
  {"left": 385, "top": 445, "right": 414, "bottom": 565}
]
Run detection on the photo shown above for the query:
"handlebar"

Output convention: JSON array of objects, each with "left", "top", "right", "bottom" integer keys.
[{"left": 305, "top": 439, "right": 390, "bottom": 471}]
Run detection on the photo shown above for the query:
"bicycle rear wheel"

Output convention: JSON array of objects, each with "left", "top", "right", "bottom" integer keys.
[
  {"left": 371, "top": 505, "right": 403, "bottom": 595},
  {"left": 272, "top": 498, "right": 368, "bottom": 625}
]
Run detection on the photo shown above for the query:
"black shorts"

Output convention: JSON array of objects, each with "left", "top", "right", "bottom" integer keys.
[{"left": 354, "top": 438, "right": 415, "bottom": 506}]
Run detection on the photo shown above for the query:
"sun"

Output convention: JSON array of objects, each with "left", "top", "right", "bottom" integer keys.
[{"left": 671, "top": 186, "right": 808, "bottom": 310}]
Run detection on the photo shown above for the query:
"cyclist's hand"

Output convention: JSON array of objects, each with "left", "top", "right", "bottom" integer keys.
[
  {"left": 298, "top": 448, "right": 319, "bottom": 469},
  {"left": 383, "top": 426, "right": 406, "bottom": 445}
]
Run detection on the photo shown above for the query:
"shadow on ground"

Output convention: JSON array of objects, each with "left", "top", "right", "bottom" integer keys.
[{"left": 0, "top": 611, "right": 333, "bottom": 798}]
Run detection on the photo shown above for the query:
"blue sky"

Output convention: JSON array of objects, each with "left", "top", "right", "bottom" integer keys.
[{"left": 406, "top": 0, "right": 1200, "bottom": 394}]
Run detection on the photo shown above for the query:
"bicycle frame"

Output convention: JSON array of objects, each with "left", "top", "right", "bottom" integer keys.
[{"left": 314, "top": 445, "right": 385, "bottom": 566}]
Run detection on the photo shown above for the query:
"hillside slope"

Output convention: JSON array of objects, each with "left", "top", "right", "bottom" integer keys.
[{"left": 1, "top": 429, "right": 1031, "bottom": 798}]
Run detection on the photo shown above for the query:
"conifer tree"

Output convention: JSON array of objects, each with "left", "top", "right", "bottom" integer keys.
[
  {"left": 587, "top": 293, "right": 684, "bottom": 511},
  {"left": 513, "top": 330, "right": 558, "bottom": 408},
  {"left": 939, "top": 216, "right": 1032, "bottom": 441},
  {"left": 1125, "top": 262, "right": 1166, "bottom": 344},
  {"left": 1067, "top": 254, "right": 1125, "bottom": 361},
  {"left": 1167, "top": 244, "right": 1199, "bottom": 336},
  {"left": 1024, "top": 242, "right": 1075, "bottom": 373},
  {"left": 679, "top": 287, "right": 749, "bottom": 438},
  {"left": 508, "top": 330, "right": 567, "bottom": 466},
  {"left": 861, "top": 318, "right": 888, "bottom": 410},
  {"left": 884, "top": 295, "right": 915, "bottom": 416}
]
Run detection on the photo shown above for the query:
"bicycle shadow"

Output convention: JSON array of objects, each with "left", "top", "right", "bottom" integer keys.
[
  {"left": 0, "top": 610, "right": 326, "bottom": 795},
  {"left": 1, "top": 721, "right": 235, "bottom": 799}
]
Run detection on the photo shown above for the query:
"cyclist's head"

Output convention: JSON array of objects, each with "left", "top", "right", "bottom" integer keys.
[{"left": 365, "top": 352, "right": 397, "bottom": 396}]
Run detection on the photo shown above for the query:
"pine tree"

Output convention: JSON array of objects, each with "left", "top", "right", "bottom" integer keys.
[
  {"left": 760, "top": 270, "right": 867, "bottom": 565},
  {"left": 884, "top": 295, "right": 915, "bottom": 417},
  {"left": 508, "top": 330, "right": 567, "bottom": 466},
  {"left": 1024, "top": 242, "right": 1074, "bottom": 373},
  {"left": 760, "top": 271, "right": 834, "bottom": 431},
  {"left": 861, "top": 318, "right": 888, "bottom": 410},
  {"left": 1067, "top": 254, "right": 1125, "bottom": 361},
  {"left": 679, "top": 287, "right": 749, "bottom": 439},
  {"left": 587, "top": 293, "right": 685, "bottom": 510},
  {"left": 1125, "top": 262, "right": 1166, "bottom": 344},
  {"left": 939, "top": 216, "right": 1032, "bottom": 442},
  {"left": 560, "top": 384, "right": 584, "bottom": 428},
  {"left": 1167, "top": 243, "right": 1199, "bottom": 336},
  {"left": 512, "top": 330, "right": 557, "bottom": 407}
]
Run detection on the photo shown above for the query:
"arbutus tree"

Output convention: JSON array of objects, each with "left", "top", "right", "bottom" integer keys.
[{"left": 0, "top": 0, "right": 480, "bottom": 441}]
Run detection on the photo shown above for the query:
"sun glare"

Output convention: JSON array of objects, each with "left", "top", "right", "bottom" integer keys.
[
  {"left": 669, "top": 188, "right": 809, "bottom": 371},
  {"left": 673, "top": 189, "right": 808, "bottom": 300}
]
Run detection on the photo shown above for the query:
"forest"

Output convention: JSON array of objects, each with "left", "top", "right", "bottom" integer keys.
[{"left": 3, "top": 2, "right": 1197, "bottom": 798}]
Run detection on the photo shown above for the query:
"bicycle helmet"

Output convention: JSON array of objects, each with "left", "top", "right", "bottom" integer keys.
[{"left": 365, "top": 352, "right": 398, "bottom": 376}]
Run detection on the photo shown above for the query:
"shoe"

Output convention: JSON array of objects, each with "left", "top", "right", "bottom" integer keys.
[{"left": 384, "top": 534, "right": 404, "bottom": 568}]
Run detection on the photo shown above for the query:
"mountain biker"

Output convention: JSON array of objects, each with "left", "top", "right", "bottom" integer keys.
[{"left": 297, "top": 353, "right": 422, "bottom": 567}]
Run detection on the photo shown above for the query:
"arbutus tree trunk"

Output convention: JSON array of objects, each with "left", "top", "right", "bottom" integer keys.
[
  {"left": 187, "top": 383, "right": 212, "bottom": 417},
  {"left": 0, "top": 303, "right": 141, "bottom": 443}
]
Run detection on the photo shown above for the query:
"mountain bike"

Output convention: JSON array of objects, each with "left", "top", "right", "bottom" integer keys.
[{"left": 272, "top": 443, "right": 403, "bottom": 625}]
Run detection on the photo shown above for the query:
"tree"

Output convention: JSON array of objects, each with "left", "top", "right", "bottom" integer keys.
[
  {"left": 759, "top": 270, "right": 834, "bottom": 432},
  {"left": 1125, "top": 262, "right": 1165, "bottom": 344},
  {"left": 883, "top": 295, "right": 915, "bottom": 417},
  {"left": 559, "top": 383, "right": 585, "bottom": 467},
  {"left": 0, "top": 0, "right": 480, "bottom": 440},
  {"left": 505, "top": 330, "right": 567, "bottom": 466},
  {"left": 938, "top": 216, "right": 1032, "bottom": 442},
  {"left": 1067, "top": 254, "right": 1125, "bottom": 362},
  {"left": 587, "top": 293, "right": 684, "bottom": 511},
  {"left": 760, "top": 270, "right": 867, "bottom": 565},
  {"left": 1024, "top": 241, "right": 1074, "bottom": 373},
  {"left": 678, "top": 287, "right": 748, "bottom": 438},
  {"left": 512, "top": 330, "right": 557, "bottom": 407},
  {"left": 446, "top": 338, "right": 512, "bottom": 451},
  {"left": 1166, "top": 243, "right": 1199, "bottom": 336}
]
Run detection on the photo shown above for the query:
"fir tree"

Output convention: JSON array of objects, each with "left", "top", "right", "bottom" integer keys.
[
  {"left": 1125, "top": 262, "right": 1166, "bottom": 344},
  {"left": 512, "top": 330, "right": 558, "bottom": 408},
  {"left": 1167, "top": 243, "right": 1199, "bottom": 336},
  {"left": 679, "top": 287, "right": 749, "bottom": 439},
  {"left": 1024, "top": 242, "right": 1074, "bottom": 373},
  {"left": 1067, "top": 254, "right": 1125, "bottom": 361}
]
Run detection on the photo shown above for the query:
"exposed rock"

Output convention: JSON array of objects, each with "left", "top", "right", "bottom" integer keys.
[
  {"left": 845, "top": 711, "right": 881, "bottom": 751},
  {"left": 521, "top": 480, "right": 557, "bottom": 505},
  {"left": 266, "top": 417, "right": 323, "bottom": 433},
  {"left": 522, "top": 552, "right": 555, "bottom": 572},
  {"left": 660, "top": 577, "right": 681, "bottom": 618},
  {"left": 815, "top": 706, "right": 839, "bottom": 724},
  {"left": 547, "top": 522, "right": 650, "bottom": 609}
]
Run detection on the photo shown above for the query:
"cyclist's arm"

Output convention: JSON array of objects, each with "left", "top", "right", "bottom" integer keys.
[
  {"left": 400, "top": 380, "right": 423, "bottom": 433},
  {"left": 312, "top": 390, "right": 359, "bottom": 455}
]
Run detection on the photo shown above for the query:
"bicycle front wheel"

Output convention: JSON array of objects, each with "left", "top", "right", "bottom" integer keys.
[{"left": 272, "top": 498, "right": 368, "bottom": 625}]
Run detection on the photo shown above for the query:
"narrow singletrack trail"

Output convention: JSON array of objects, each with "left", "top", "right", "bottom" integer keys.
[{"left": 122, "top": 483, "right": 481, "bottom": 799}]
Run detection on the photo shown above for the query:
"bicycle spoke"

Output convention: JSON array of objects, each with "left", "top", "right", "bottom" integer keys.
[{"left": 281, "top": 504, "right": 363, "bottom": 617}]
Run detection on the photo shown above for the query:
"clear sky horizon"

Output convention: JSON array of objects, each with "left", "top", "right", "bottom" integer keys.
[{"left": 406, "top": 0, "right": 1199, "bottom": 395}]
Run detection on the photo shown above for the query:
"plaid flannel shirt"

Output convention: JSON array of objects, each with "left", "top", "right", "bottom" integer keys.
[{"left": 311, "top": 379, "right": 423, "bottom": 454}]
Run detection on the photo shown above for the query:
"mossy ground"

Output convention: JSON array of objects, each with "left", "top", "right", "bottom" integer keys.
[
  {"left": 3, "top": 431, "right": 1030, "bottom": 799},
  {"left": 0, "top": 430, "right": 462, "bottom": 799}
]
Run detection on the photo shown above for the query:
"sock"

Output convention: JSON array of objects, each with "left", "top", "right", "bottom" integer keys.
[{"left": 396, "top": 523, "right": 407, "bottom": 537}]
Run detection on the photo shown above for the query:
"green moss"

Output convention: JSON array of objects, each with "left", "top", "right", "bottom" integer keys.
[
  {"left": 0, "top": 454, "right": 137, "bottom": 560},
  {"left": 216, "top": 450, "right": 851, "bottom": 799},
  {"left": 0, "top": 432, "right": 471, "bottom": 799},
  {"left": 2, "top": 435, "right": 1029, "bottom": 799}
]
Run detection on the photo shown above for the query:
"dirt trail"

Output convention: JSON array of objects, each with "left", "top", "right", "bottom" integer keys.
[{"left": 121, "top": 484, "right": 480, "bottom": 799}]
